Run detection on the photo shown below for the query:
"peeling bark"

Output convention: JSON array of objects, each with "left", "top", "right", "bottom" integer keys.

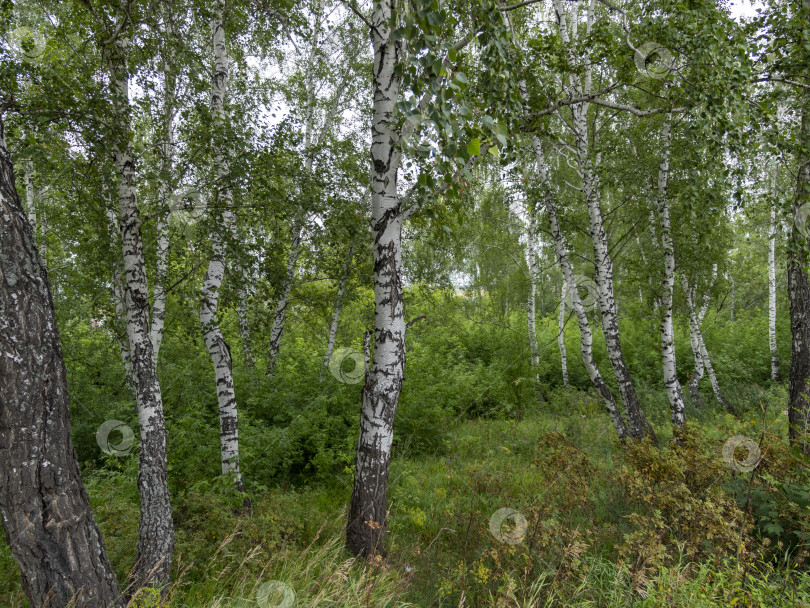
[{"left": 0, "top": 111, "right": 124, "bottom": 608}]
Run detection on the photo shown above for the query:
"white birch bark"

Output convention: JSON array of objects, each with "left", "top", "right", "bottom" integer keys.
[
  {"left": 105, "top": 13, "right": 174, "bottom": 589},
  {"left": 25, "top": 160, "right": 36, "bottom": 236},
  {"left": 769, "top": 177, "right": 779, "bottom": 380},
  {"left": 347, "top": 0, "right": 407, "bottom": 557},
  {"left": 551, "top": 0, "right": 655, "bottom": 441},
  {"left": 321, "top": 244, "right": 355, "bottom": 379},
  {"left": 201, "top": 0, "right": 245, "bottom": 494},
  {"left": 654, "top": 119, "right": 686, "bottom": 428},
  {"left": 559, "top": 276, "right": 570, "bottom": 386},
  {"left": 534, "top": 138, "right": 628, "bottom": 438}
]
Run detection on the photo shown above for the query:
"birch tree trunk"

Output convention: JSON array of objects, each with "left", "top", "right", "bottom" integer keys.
[
  {"left": 683, "top": 274, "right": 734, "bottom": 413},
  {"left": 654, "top": 119, "right": 686, "bottom": 429},
  {"left": 535, "top": 138, "right": 628, "bottom": 438},
  {"left": 265, "top": 220, "right": 302, "bottom": 376},
  {"left": 0, "top": 114, "right": 124, "bottom": 608},
  {"left": 25, "top": 160, "right": 36, "bottom": 237},
  {"left": 201, "top": 0, "right": 246, "bottom": 495},
  {"left": 769, "top": 181, "right": 779, "bottom": 381},
  {"left": 321, "top": 244, "right": 354, "bottom": 380},
  {"left": 527, "top": 205, "right": 542, "bottom": 398},
  {"left": 684, "top": 280, "right": 706, "bottom": 406},
  {"left": 347, "top": 0, "right": 406, "bottom": 557},
  {"left": 105, "top": 17, "right": 174, "bottom": 591},
  {"left": 559, "top": 277, "right": 570, "bottom": 387},
  {"left": 552, "top": 0, "right": 655, "bottom": 442},
  {"left": 788, "top": 102, "right": 810, "bottom": 454}
]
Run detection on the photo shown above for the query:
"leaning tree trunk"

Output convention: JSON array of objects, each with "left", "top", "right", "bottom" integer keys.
[
  {"left": 0, "top": 112, "right": 124, "bottom": 608},
  {"left": 654, "top": 119, "right": 686, "bottom": 429},
  {"left": 347, "top": 1, "right": 405, "bottom": 557},
  {"left": 201, "top": 0, "right": 246, "bottom": 495},
  {"left": 685, "top": 282, "right": 706, "bottom": 407},
  {"left": 535, "top": 138, "right": 628, "bottom": 439},
  {"left": 321, "top": 244, "right": 355, "bottom": 379},
  {"left": 572, "top": 103, "right": 656, "bottom": 443},
  {"left": 106, "top": 24, "right": 174, "bottom": 591},
  {"left": 788, "top": 103, "right": 810, "bottom": 454},
  {"left": 769, "top": 181, "right": 779, "bottom": 381}
]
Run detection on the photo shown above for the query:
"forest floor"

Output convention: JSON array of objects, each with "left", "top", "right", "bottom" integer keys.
[{"left": 3, "top": 387, "right": 810, "bottom": 607}]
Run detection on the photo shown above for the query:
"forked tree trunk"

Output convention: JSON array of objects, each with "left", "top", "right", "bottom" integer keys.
[
  {"left": 266, "top": 219, "right": 302, "bottom": 376},
  {"left": 321, "top": 244, "right": 355, "bottom": 379},
  {"left": 769, "top": 180, "right": 779, "bottom": 381},
  {"left": 552, "top": 0, "right": 655, "bottom": 442},
  {"left": 201, "top": 0, "right": 246, "bottom": 494},
  {"left": 347, "top": 1, "right": 405, "bottom": 557},
  {"left": 535, "top": 138, "right": 628, "bottom": 439},
  {"left": 788, "top": 103, "right": 810, "bottom": 454},
  {"left": 106, "top": 20, "right": 174, "bottom": 591},
  {"left": 0, "top": 113, "right": 124, "bottom": 608},
  {"left": 683, "top": 274, "right": 734, "bottom": 413},
  {"left": 654, "top": 119, "right": 686, "bottom": 429}
]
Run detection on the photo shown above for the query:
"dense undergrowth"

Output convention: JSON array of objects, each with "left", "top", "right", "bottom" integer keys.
[{"left": 2, "top": 288, "right": 807, "bottom": 606}]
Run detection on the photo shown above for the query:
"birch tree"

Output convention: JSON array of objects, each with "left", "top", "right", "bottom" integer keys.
[
  {"left": 200, "top": 0, "right": 246, "bottom": 496},
  {"left": 101, "top": 2, "right": 174, "bottom": 590},
  {"left": 769, "top": 165, "right": 779, "bottom": 381}
]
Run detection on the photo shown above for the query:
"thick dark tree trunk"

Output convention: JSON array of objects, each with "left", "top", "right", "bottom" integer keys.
[
  {"left": 789, "top": 106, "right": 810, "bottom": 454},
  {"left": 0, "top": 115, "right": 124, "bottom": 608}
]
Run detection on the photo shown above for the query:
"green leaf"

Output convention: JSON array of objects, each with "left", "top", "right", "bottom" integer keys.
[{"left": 467, "top": 138, "right": 481, "bottom": 156}]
